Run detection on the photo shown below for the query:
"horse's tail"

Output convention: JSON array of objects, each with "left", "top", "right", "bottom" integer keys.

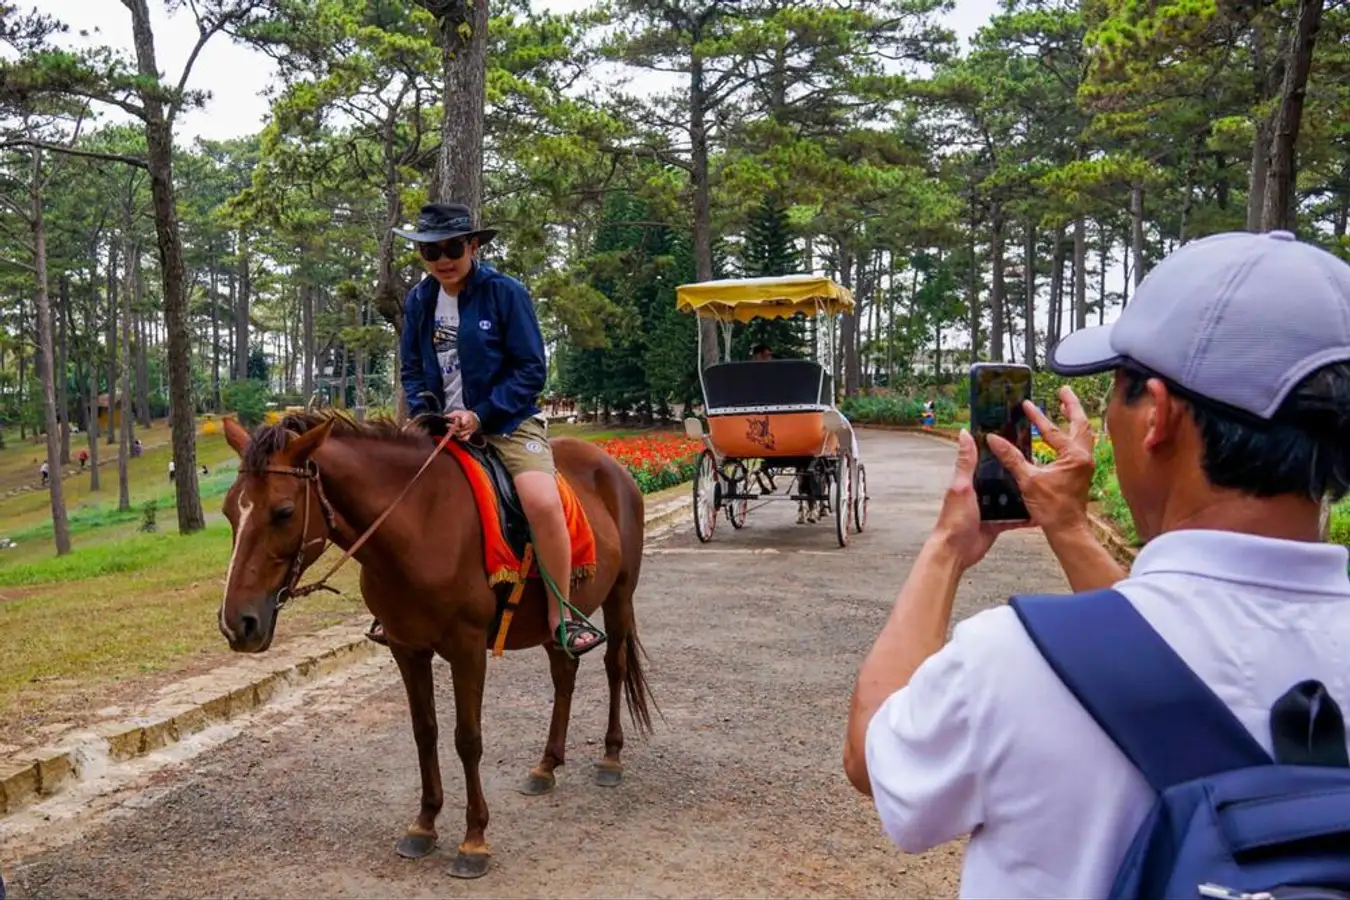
[{"left": 620, "top": 623, "right": 659, "bottom": 739}]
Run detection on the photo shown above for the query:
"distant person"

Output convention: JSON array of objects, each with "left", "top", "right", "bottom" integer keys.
[
  {"left": 845, "top": 230, "right": 1350, "bottom": 898},
  {"left": 78, "top": 448, "right": 88, "bottom": 470},
  {"left": 131, "top": 438, "right": 143, "bottom": 457},
  {"left": 200, "top": 464, "right": 209, "bottom": 476},
  {"left": 168, "top": 459, "right": 175, "bottom": 482},
  {"left": 751, "top": 343, "right": 773, "bottom": 361},
  {"left": 39, "top": 461, "right": 49, "bottom": 487}
]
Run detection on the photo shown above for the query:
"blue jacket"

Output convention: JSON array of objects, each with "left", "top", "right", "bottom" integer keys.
[{"left": 399, "top": 261, "right": 545, "bottom": 435}]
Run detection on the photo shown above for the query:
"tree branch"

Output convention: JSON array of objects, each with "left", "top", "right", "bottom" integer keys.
[{"left": 0, "top": 139, "right": 150, "bottom": 170}]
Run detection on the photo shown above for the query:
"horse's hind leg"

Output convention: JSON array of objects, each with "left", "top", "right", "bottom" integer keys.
[
  {"left": 596, "top": 587, "right": 635, "bottom": 788},
  {"left": 389, "top": 645, "right": 443, "bottom": 861},
  {"left": 519, "top": 643, "right": 579, "bottom": 796}
]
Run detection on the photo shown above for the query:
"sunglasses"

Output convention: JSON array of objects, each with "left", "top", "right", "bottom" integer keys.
[{"left": 417, "top": 238, "right": 470, "bottom": 262}]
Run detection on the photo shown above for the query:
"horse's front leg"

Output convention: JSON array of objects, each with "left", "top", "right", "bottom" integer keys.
[
  {"left": 444, "top": 629, "right": 492, "bottom": 879},
  {"left": 389, "top": 644, "right": 443, "bottom": 860}
]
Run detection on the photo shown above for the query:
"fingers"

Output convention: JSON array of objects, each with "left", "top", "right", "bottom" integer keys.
[
  {"left": 951, "top": 428, "right": 979, "bottom": 487},
  {"left": 987, "top": 433, "right": 1032, "bottom": 485},
  {"left": 1022, "top": 400, "right": 1066, "bottom": 452},
  {"left": 1059, "top": 386, "right": 1089, "bottom": 429}
]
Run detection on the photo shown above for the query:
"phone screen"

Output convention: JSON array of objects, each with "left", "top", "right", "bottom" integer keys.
[{"left": 970, "top": 363, "right": 1032, "bottom": 521}]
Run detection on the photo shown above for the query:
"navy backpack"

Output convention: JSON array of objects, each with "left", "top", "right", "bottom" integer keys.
[{"left": 1011, "top": 589, "right": 1350, "bottom": 900}]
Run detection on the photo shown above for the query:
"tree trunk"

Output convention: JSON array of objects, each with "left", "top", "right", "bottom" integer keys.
[
  {"left": 966, "top": 192, "right": 981, "bottom": 363},
  {"left": 135, "top": 274, "right": 151, "bottom": 427},
  {"left": 1073, "top": 216, "right": 1088, "bottom": 332},
  {"left": 1262, "top": 0, "right": 1325, "bottom": 232},
  {"left": 236, "top": 232, "right": 250, "bottom": 380},
  {"left": 1048, "top": 227, "right": 1066, "bottom": 351},
  {"left": 1099, "top": 225, "right": 1110, "bottom": 326},
  {"left": 127, "top": 0, "right": 204, "bottom": 534},
  {"left": 31, "top": 148, "right": 72, "bottom": 555},
  {"left": 119, "top": 240, "right": 135, "bottom": 513},
  {"left": 690, "top": 55, "right": 720, "bottom": 370},
  {"left": 989, "top": 201, "right": 1006, "bottom": 362},
  {"left": 428, "top": 0, "right": 488, "bottom": 216},
  {"left": 86, "top": 366, "right": 101, "bottom": 491},
  {"left": 106, "top": 243, "right": 118, "bottom": 445},
  {"left": 57, "top": 275, "right": 70, "bottom": 464},
  {"left": 211, "top": 265, "right": 220, "bottom": 409},
  {"left": 1023, "top": 220, "right": 1037, "bottom": 369},
  {"left": 302, "top": 283, "right": 315, "bottom": 399},
  {"left": 1130, "top": 184, "right": 1146, "bottom": 286}
]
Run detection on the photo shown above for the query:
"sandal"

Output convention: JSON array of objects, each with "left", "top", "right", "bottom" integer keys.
[
  {"left": 555, "top": 617, "right": 606, "bottom": 659},
  {"left": 365, "top": 618, "right": 389, "bottom": 646}
]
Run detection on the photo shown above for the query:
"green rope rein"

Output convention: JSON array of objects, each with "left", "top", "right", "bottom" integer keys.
[{"left": 533, "top": 548, "right": 605, "bottom": 660}]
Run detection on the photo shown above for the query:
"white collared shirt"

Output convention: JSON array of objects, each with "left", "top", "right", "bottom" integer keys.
[{"left": 864, "top": 529, "right": 1350, "bottom": 899}]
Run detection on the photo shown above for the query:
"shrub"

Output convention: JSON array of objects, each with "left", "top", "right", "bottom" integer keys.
[{"left": 221, "top": 379, "right": 272, "bottom": 429}]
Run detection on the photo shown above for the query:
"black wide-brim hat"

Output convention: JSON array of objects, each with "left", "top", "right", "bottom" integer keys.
[{"left": 393, "top": 202, "right": 498, "bottom": 246}]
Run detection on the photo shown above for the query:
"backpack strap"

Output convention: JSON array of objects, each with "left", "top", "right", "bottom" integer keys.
[{"left": 1010, "top": 589, "right": 1271, "bottom": 792}]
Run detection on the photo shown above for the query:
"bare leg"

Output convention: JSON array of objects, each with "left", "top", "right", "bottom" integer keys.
[
  {"left": 520, "top": 642, "right": 580, "bottom": 795},
  {"left": 390, "top": 644, "right": 443, "bottom": 860},
  {"left": 516, "top": 470, "right": 601, "bottom": 654}
]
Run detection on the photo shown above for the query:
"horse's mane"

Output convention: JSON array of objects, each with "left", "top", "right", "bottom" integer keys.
[{"left": 242, "top": 409, "right": 441, "bottom": 473}]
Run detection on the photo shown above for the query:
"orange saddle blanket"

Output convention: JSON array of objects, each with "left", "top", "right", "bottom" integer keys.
[{"left": 440, "top": 438, "right": 597, "bottom": 588}]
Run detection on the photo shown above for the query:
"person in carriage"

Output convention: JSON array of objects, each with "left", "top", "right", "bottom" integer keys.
[{"left": 363, "top": 202, "right": 605, "bottom": 658}]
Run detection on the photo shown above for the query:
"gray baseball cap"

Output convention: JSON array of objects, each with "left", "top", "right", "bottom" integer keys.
[{"left": 1049, "top": 230, "right": 1350, "bottom": 420}]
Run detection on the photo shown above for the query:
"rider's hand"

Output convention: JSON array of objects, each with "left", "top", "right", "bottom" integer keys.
[
  {"left": 986, "top": 385, "right": 1097, "bottom": 536},
  {"left": 930, "top": 428, "right": 1031, "bottom": 570},
  {"left": 445, "top": 410, "right": 480, "bottom": 439}
]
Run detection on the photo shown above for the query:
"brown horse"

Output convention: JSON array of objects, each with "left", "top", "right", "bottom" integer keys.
[{"left": 217, "top": 411, "right": 655, "bottom": 879}]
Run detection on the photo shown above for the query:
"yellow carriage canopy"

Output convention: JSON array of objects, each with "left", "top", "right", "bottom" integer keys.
[{"left": 675, "top": 274, "right": 855, "bottom": 323}]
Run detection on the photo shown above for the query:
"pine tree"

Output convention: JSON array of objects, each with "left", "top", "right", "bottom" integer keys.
[{"left": 735, "top": 196, "right": 809, "bottom": 360}]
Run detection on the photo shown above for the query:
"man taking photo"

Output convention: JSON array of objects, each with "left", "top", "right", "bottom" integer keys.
[{"left": 844, "top": 230, "right": 1350, "bottom": 898}]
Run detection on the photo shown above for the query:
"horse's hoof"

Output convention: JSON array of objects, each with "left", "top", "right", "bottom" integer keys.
[
  {"left": 449, "top": 852, "right": 491, "bottom": 880},
  {"left": 396, "top": 832, "right": 437, "bottom": 859},
  {"left": 594, "top": 764, "right": 623, "bottom": 788},
  {"left": 518, "top": 771, "right": 556, "bottom": 796}
]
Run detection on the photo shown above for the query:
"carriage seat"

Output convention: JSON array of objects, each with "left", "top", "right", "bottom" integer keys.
[{"left": 702, "top": 360, "right": 834, "bottom": 413}]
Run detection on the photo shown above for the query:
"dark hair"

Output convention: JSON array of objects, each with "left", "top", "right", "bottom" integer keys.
[
  {"left": 752, "top": 344, "right": 771, "bottom": 355},
  {"left": 1118, "top": 362, "right": 1350, "bottom": 502}
]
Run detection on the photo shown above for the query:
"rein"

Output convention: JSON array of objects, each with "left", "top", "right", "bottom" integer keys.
[{"left": 263, "top": 429, "right": 457, "bottom": 610}]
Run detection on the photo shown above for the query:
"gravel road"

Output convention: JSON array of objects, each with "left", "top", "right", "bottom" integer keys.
[{"left": 4, "top": 429, "right": 1070, "bottom": 899}]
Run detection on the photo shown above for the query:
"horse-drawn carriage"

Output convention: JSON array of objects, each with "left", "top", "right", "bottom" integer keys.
[{"left": 676, "top": 275, "right": 868, "bottom": 547}]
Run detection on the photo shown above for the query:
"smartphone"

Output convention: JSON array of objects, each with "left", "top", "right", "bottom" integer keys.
[{"left": 969, "top": 362, "right": 1033, "bottom": 521}]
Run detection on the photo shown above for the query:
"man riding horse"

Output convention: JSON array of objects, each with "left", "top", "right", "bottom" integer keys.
[{"left": 365, "top": 202, "right": 605, "bottom": 658}]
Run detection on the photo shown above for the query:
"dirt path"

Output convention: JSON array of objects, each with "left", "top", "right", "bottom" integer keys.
[{"left": 3, "top": 430, "right": 1070, "bottom": 899}]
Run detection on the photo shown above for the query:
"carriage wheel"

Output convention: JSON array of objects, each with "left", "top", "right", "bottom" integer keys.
[
  {"left": 853, "top": 463, "right": 869, "bottom": 533},
  {"left": 834, "top": 454, "right": 851, "bottom": 548},
  {"left": 727, "top": 489, "right": 749, "bottom": 529},
  {"left": 693, "top": 450, "right": 718, "bottom": 543}
]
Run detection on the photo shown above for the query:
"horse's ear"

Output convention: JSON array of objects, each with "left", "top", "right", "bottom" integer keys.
[
  {"left": 285, "top": 418, "right": 335, "bottom": 462},
  {"left": 223, "top": 416, "right": 251, "bottom": 457}
]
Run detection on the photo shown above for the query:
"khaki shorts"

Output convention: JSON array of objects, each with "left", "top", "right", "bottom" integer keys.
[{"left": 486, "top": 415, "right": 555, "bottom": 477}]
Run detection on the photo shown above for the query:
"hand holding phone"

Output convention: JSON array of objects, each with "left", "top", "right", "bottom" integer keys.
[{"left": 969, "top": 362, "right": 1033, "bottom": 522}]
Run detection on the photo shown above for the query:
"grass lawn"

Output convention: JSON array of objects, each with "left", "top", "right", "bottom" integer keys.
[{"left": 0, "top": 417, "right": 681, "bottom": 751}]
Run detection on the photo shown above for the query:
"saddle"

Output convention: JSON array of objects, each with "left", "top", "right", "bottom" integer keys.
[{"left": 456, "top": 439, "right": 532, "bottom": 562}]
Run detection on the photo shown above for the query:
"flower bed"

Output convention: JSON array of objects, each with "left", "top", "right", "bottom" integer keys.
[{"left": 595, "top": 434, "right": 704, "bottom": 494}]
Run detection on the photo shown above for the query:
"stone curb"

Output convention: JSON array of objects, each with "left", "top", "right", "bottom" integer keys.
[
  {"left": 860, "top": 424, "right": 1140, "bottom": 569},
  {"left": 0, "top": 487, "right": 693, "bottom": 819}
]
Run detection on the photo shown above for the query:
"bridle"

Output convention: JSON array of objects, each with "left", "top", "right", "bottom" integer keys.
[{"left": 250, "top": 428, "right": 456, "bottom": 611}]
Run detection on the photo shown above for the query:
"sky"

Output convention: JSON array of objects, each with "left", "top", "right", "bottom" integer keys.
[
  {"left": 34, "top": 0, "right": 1005, "bottom": 144},
  {"left": 34, "top": 0, "right": 1116, "bottom": 349}
]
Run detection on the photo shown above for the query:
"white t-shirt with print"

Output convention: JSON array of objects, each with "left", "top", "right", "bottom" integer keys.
[{"left": 433, "top": 288, "right": 464, "bottom": 413}]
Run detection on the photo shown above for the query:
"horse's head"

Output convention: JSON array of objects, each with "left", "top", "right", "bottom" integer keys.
[{"left": 218, "top": 415, "right": 336, "bottom": 653}]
